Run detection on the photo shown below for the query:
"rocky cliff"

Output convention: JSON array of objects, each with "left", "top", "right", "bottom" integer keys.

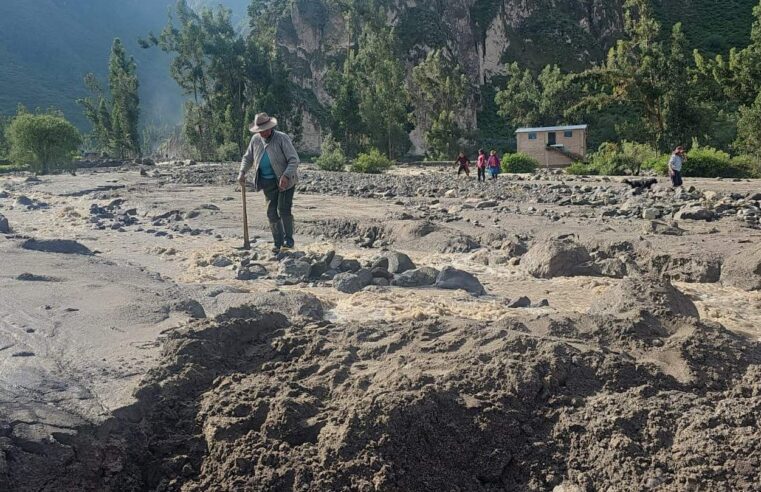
[{"left": 274, "top": 0, "right": 626, "bottom": 152}]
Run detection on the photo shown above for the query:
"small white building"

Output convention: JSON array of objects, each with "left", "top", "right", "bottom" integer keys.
[{"left": 516, "top": 124, "right": 588, "bottom": 168}]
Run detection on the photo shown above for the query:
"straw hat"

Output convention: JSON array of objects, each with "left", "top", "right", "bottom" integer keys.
[{"left": 249, "top": 112, "right": 278, "bottom": 133}]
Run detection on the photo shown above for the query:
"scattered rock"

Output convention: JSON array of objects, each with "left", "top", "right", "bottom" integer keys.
[
  {"left": 721, "top": 245, "right": 761, "bottom": 291},
  {"left": 435, "top": 267, "right": 486, "bottom": 296},
  {"left": 211, "top": 256, "right": 233, "bottom": 268},
  {"left": 506, "top": 296, "right": 531, "bottom": 308},
  {"left": 236, "top": 264, "right": 267, "bottom": 281}
]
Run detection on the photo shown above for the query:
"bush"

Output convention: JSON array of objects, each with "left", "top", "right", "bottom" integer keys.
[
  {"left": 315, "top": 135, "right": 347, "bottom": 172},
  {"left": 731, "top": 155, "right": 761, "bottom": 179},
  {"left": 501, "top": 152, "right": 539, "bottom": 173},
  {"left": 7, "top": 113, "right": 81, "bottom": 174},
  {"left": 351, "top": 148, "right": 393, "bottom": 174},
  {"left": 566, "top": 162, "right": 599, "bottom": 175},
  {"left": 682, "top": 146, "right": 750, "bottom": 178},
  {"left": 216, "top": 141, "right": 241, "bottom": 161}
]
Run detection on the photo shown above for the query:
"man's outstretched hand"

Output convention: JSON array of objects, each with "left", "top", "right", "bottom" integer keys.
[
  {"left": 238, "top": 172, "right": 246, "bottom": 185},
  {"left": 279, "top": 175, "right": 289, "bottom": 191}
]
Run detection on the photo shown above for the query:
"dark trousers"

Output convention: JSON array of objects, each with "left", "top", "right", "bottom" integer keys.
[
  {"left": 477, "top": 167, "right": 486, "bottom": 182},
  {"left": 261, "top": 177, "right": 295, "bottom": 248},
  {"left": 670, "top": 170, "right": 683, "bottom": 187},
  {"left": 457, "top": 165, "right": 470, "bottom": 176}
]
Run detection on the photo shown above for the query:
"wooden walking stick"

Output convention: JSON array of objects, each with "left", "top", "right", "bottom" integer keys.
[{"left": 241, "top": 183, "right": 251, "bottom": 250}]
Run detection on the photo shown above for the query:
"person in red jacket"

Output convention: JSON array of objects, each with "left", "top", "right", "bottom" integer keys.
[{"left": 455, "top": 151, "right": 471, "bottom": 177}]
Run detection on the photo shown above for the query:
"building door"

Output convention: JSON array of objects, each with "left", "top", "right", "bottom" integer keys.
[{"left": 547, "top": 132, "right": 556, "bottom": 146}]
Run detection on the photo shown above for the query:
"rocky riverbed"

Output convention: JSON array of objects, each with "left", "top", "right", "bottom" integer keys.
[{"left": 1, "top": 162, "right": 760, "bottom": 490}]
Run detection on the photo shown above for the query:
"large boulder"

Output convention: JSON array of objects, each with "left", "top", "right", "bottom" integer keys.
[
  {"left": 385, "top": 251, "right": 416, "bottom": 274},
  {"left": 674, "top": 206, "right": 717, "bottom": 221},
  {"left": 721, "top": 246, "right": 761, "bottom": 291},
  {"left": 588, "top": 274, "right": 699, "bottom": 319},
  {"left": 391, "top": 267, "right": 439, "bottom": 287},
  {"left": 333, "top": 272, "right": 364, "bottom": 294},
  {"left": 522, "top": 237, "right": 596, "bottom": 278},
  {"left": 435, "top": 267, "right": 486, "bottom": 296}
]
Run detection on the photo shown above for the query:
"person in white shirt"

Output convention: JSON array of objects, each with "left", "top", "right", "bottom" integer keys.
[{"left": 668, "top": 146, "right": 686, "bottom": 188}]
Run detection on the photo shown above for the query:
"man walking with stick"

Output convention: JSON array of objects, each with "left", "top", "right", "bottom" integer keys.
[{"left": 238, "top": 113, "right": 301, "bottom": 253}]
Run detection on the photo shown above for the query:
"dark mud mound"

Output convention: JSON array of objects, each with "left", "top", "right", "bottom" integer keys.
[
  {"left": 588, "top": 273, "right": 700, "bottom": 319},
  {"left": 5, "top": 309, "right": 760, "bottom": 491},
  {"left": 20, "top": 238, "right": 93, "bottom": 255}
]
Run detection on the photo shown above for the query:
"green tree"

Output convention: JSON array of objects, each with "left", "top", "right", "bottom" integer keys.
[
  {"left": 736, "top": 92, "right": 761, "bottom": 157},
  {"left": 411, "top": 50, "right": 469, "bottom": 158},
  {"left": 7, "top": 112, "right": 82, "bottom": 174},
  {"left": 496, "top": 63, "right": 575, "bottom": 128},
  {"left": 325, "top": 64, "right": 365, "bottom": 157},
  {"left": 108, "top": 38, "right": 141, "bottom": 157},
  {"left": 0, "top": 115, "right": 11, "bottom": 159},
  {"left": 352, "top": 27, "right": 410, "bottom": 158},
  {"left": 143, "top": 0, "right": 298, "bottom": 159}
]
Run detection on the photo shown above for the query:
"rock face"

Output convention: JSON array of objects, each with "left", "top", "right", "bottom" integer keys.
[
  {"left": 274, "top": 0, "right": 624, "bottom": 152},
  {"left": 589, "top": 274, "right": 699, "bottom": 319},
  {"left": 0, "top": 214, "right": 9, "bottom": 233},
  {"left": 522, "top": 237, "right": 595, "bottom": 278},
  {"left": 721, "top": 246, "right": 761, "bottom": 291}
]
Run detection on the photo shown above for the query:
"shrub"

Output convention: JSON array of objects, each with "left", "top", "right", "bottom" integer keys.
[
  {"left": 7, "top": 113, "right": 82, "bottom": 174},
  {"left": 351, "top": 148, "right": 393, "bottom": 174},
  {"left": 501, "top": 152, "right": 539, "bottom": 173},
  {"left": 566, "top": 162, "right": 599, "bottom": 175},
  {"left": 681, "top": 146, "right": 753, "bottom": 178},
  {"left": 216, "top": 142, "right": 241, "bottom": 161},
  {"left": 315, "top": 135, "right": 347, "bottom": 172},
  {"left": 731, "top": 155, "right": 761, "bottom": 179}
]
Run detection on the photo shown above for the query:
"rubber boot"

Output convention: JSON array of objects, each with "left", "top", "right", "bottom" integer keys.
[
  {"left": 269, "top": 221, "right": 284, "bottom": 250},
  {"left": 281, "top": 214, "right": 295, "bottom": 248}
]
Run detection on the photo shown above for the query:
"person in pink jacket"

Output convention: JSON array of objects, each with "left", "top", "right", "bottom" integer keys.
[{"left": 487, "top": 150, "right": 501, "bottom": 180}]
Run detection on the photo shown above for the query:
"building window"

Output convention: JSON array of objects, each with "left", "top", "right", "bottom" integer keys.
[
  {"left": 564, "top": 130, "right": 573, "bottom": 138},
  {"left": 528, "top": 132, "right": 537, "bottom": 140}
]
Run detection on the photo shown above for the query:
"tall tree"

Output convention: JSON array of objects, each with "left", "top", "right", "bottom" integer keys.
[
  {"left": 143, "top": 0, "right": 299, "bottom": 159},
  {"left": 351, "top": 27, "right": 410, "bottom": 158},
  {"left": 108, "top": 38, "right": 141, "bottom": 157},
  {"left": 79, "top": 43, "right": 139, "bottom": 157},
  {"left": 411, "top": 49, "right": 469, "bottom": 159},
  {"left": 496, "top": 63, "right": 575, "bottom": 128}
]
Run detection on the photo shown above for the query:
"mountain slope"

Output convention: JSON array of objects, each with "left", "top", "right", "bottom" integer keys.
[{"left": 0, "top": 0, "right": 248, "bottom": 129}]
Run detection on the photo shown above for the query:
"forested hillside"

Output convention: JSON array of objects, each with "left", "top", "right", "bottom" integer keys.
[{"left": 0, "top": 0, "right": 758, "bottom": 159}]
